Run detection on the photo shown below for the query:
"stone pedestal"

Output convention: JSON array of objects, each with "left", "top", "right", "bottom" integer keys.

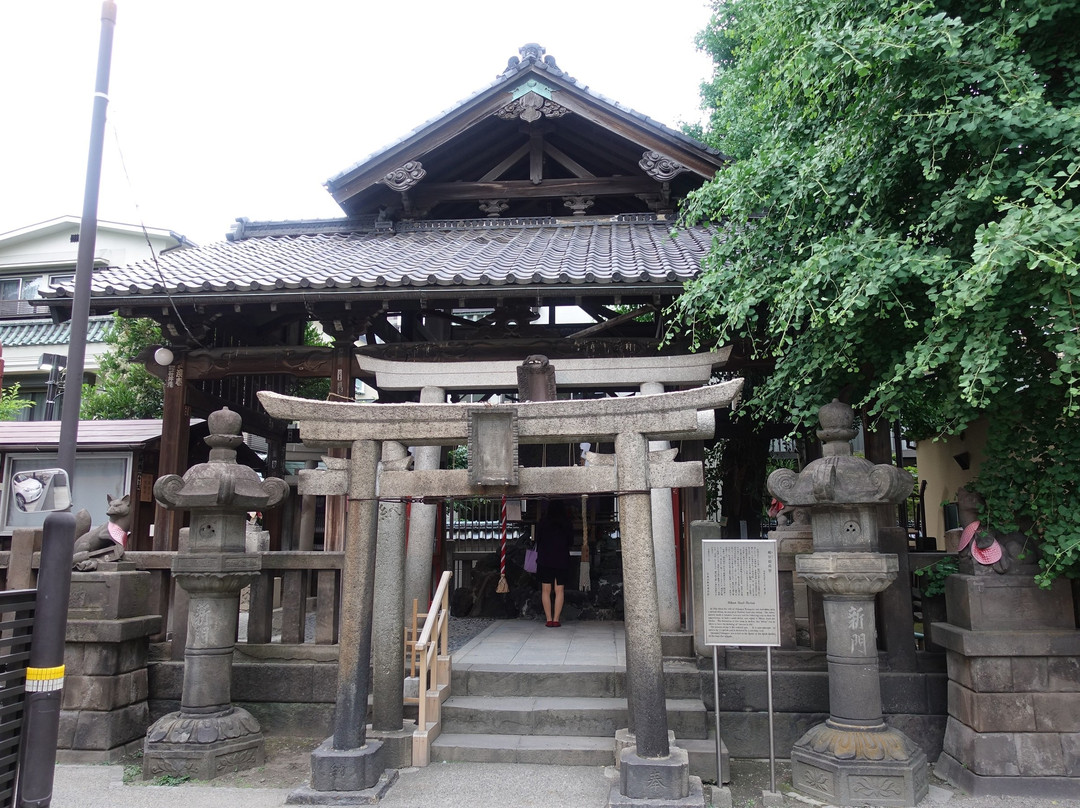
[
  {"left": 58, "top": 562, "right": 161, "bottom": 763},
  {"left": 609, "top": 746, "right": 705, "bottom": 808},
  {"left": 932, "top": 573, "right": 1080, "bottom": 798},
  {"left": 790, "top": 553, "right": 929, "bottom": 807}
]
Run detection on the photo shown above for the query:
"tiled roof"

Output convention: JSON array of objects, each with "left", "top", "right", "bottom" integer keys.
[
  {"left": 43, "top": 218, "right": 714, "bottom": 301},
  {"left": 327, "top": 45, "right": 726, "bottom": 188},
  {"left": 0, "top": 315, "right": 112, "bottom": 347},
  {"left": 0, "top": 419, "right": 166, "bottom": 448}
]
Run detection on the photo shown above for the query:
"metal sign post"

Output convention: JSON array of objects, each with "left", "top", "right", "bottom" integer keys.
[{"left": 702, "top": 539, "right": 781, "bottom": 792}]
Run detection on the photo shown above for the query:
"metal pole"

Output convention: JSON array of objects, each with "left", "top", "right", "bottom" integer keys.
[
  {"left": 712, "top": 646, "right": 723, "bottom": 788},
  {"left": 16, "top": 512, "right": 77, "bottom": 808},
  {"left": 767, "top": 645, "right": 776, "bottom": 793},
  {"left": 42, "top": 366, "right": 59, "bottom": 421},
  {"left": 57, "top": 0, "right": 116, "bottom": 478}
]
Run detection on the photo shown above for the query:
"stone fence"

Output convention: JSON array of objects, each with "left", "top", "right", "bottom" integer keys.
[{"left": 0, "top": 529, "right": 970, "bottom": 757}]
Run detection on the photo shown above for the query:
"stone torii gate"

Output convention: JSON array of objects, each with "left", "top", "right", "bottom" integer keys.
[{"left": 259, "top": 379, "right": 742, "bottom": 805}]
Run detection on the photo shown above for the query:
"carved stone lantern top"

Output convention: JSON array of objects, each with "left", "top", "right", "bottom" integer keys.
[
  {"left": 767, "top": 400, "right": 913, "bottom": 507},
  {"left": 154, "top": 408, "right": 289, "bottom": 512}
]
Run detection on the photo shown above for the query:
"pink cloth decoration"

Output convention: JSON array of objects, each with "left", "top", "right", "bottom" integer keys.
[{"left": 107, "top": 520, "right": 127, "bottom": 548}]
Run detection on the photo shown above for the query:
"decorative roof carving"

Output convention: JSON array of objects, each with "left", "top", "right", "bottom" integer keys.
[
  {"left": 496, "top": 92, "right": 569, "bottom": 123},
  {"left": 639, "top": 151, "right": 690, "bottom": 181},
  {"left": 501, "top": 43, "right": 568, "bottom": 79},
  {"left": 478, "top": 199, "right": 510, "bottom": 218},
  {"left": 382, "top": 161, "right": 426, "bottom": 192},
  {"left": 563, "top": 196, "right": 595, "bottom": 216}
]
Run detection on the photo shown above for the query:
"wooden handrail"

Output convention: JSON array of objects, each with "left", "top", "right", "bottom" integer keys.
[
  {"left": 407, "top": 570, "right": 453, "bottom": 767},
  {"left": 416, "top": 570, "right": 453, "bottom": 650}
]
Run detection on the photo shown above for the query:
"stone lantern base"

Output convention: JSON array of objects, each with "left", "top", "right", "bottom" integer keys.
[
  {"left": 791, "top": 722, "right": 928, "bottom": 807},
  {"left": 142, "top": 706, "right": 265, "bottom": 781}
]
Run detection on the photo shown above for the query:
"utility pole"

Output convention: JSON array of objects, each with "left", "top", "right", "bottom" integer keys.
[{"left": 16, "top": 5, "right": 117, "bottom": 807}]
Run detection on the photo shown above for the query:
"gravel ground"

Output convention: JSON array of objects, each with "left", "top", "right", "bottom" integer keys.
[{"left": 447, "top": 616, "right": 498, "bottom": 653}]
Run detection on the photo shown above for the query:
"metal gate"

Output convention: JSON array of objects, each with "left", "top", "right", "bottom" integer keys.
[{"left": 0, "top": 590, "right": 35, "bottom": 808}]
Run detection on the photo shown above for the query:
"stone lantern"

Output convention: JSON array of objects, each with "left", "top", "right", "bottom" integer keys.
[
  {"left": 768, "top": 400, "right": 927, "bottom": 807},
  {"left": 142, "top": 408, "right": 288, "bottom": 780}
]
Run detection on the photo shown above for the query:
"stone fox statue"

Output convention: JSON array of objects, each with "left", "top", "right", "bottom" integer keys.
[{"left": 72, "top": 494, "right": 132, "bottom": 570}]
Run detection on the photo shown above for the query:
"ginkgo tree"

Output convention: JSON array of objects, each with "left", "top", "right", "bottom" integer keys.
[{"left": 675, "top": 0, "right": 1080, "bottom": 584}]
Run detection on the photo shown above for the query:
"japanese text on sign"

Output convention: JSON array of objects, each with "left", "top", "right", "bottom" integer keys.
[{"left": 701, "top": 539, "right": 780, "bottom": 646}]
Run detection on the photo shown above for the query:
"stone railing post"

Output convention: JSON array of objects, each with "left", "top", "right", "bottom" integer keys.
[
  {"left": 769, "top": 399, "right": 927, "bottom": 807},
  {"left": 59, "top": 561, "right": 161, "bottom": 762}
]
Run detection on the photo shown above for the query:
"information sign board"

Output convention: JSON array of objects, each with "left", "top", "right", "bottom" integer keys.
[{"left": 701, "top": 539, "right": 780, "bottom": 647}]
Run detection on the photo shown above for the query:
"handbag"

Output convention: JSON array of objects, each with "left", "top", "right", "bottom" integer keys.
[{"left": 524, "top": 547, "right": 538, "bottom": 573}]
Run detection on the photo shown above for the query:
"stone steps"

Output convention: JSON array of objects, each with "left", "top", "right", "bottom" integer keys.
[
  {"left": 440, "top": 695, "right": 709, "bottom": 738},
  {"left": 430, "top": 660, "right": 724, "bottom": 780},
  {"left": 451, "top": 660, "right": 703, "bottom": 699}
]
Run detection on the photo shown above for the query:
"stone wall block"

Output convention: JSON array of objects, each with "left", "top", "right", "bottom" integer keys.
[
  {"left": 1011, "top": 657, "right": 1049, "bottom": 692},
  {"left": 945, "top": 575, "right": 1076, "bottom": 632},
  {"left": 1062, "top": 733, "right": 1080, "bottom": 776},
  {"left": 70, "top": 702, "right": 150, "bottom": 751},
  {"left": 61, "top": 669, "right": 148, "bottom": 711},
  {"left": 949, "top": 681, "right": 1037, "bottom": 732},
  {"left": 1047, "top": 657, "right": 1080, "bottom": 692},
  {"left": 945, "top": 654, "right": 974, "bottom": 690},
  {"left": 926, "top": 673, "right": 950, "bottom": 715},
  {"left": 57, "top": 710, "right": 77, "bottom": 749},
  {"left": 148, "top": 661, "right": 184, "bottom": 698},
  {"left": 945, "top": 720, "right": 1019, "bottom": 776},
  {"left": 712, "top": 670, "right": 828, "bottom": 712},
  {"left": 885, "top": 715, "right": 948, "bottom": 761},
  {"left": 967, "top": 657, "right": 1014, "bottom": 692},
  {"left": 311, "top": 665, "right": 340, "bottom": 702},
  {"left": 68, "top": 569, "right": 154, "bottom": 620},
  {"left": 880, "top": 674, "right": 929, "bottom": 714},
  {"left": 233, "top": 662, "right": 316, "bottom": 702},
  {"left": 1033, "top": 693, "right": 1080, "bottom": 732},
  {"left": 1016, "top": 733, "right": 1066, "bottom": 776}
]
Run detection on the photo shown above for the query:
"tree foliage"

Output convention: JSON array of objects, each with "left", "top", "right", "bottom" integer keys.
[
  {"left": 676, "top": 0, "right": 1080, "bottom": 583},
  {"left": 0, "top": 383, "right": 34, "bottom": 421},
  {"left": 80, "top": 314, "right": 164, "bottom": 420}
]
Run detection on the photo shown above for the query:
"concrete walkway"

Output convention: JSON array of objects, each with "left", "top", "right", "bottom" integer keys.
[{"left": 452, "top": 618, "right": 625, "bottom": 666}]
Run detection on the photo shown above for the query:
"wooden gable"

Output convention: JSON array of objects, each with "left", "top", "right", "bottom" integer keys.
[{"left": 325, "top": 44, "right": 728, "bottom": 222}]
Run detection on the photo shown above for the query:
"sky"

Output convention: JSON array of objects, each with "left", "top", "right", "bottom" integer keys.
[{"left": 1, "top": 1, "right": 716, "bottom": 246}]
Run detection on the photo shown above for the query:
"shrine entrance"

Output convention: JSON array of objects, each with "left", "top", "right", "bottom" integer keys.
[
  {"left": 354, "top": 351, "right": 732, "bottom": 631},
  {"left": 259, "top": 378, "right": 741, "bottom": 801}
]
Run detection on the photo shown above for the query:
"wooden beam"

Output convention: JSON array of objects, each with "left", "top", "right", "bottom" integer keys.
[
  {"left": 551, "top": 93, "right": 726, "bottom": 179},
  {"left": 414, "top": 176, "right": 656, "bottom": 205},
  {"left": 544, "top": 142, "right": 595, "bottom": 179},
  {"left": 329, "top": 93, "right": 509, "bottom": 203},
  {"left": 478, "top": 143, "right": 530, "bottom": 182},
  {"left": 183, "top": 345, "right": 335, "bottom": 380},
  {"left": 154, "top": 360, "right": 190, "bottom": 552},
  {"left": 530, "top": 129, "right": 544, "bottom": 185},
  {"left": 567, "top": 305, "right": 655, "bottom": 339}
]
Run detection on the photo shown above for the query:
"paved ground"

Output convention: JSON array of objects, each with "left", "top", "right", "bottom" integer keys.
[
  {"left": 50, "top": 618, "right": 1080, "bottom": 807},
  {"left": 51, "top": 758, "right": 1080, "bottom": 808}
]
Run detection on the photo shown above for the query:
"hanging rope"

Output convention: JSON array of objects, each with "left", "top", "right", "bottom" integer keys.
[{"left": 496, "top": 494, "right": 510, "bottom": 593}]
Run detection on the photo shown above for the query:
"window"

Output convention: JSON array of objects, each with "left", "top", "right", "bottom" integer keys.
[
  {"left": 2, "top": 452, "right": 131, "bottom": 534},
  {"left": 0, "top": 277, "right": 40, "bottom": 318}
]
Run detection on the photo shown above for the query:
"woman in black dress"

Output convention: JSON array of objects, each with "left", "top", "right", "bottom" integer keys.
[{"left": 534, "top": 499, "right": 573, "bottom": 627}]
